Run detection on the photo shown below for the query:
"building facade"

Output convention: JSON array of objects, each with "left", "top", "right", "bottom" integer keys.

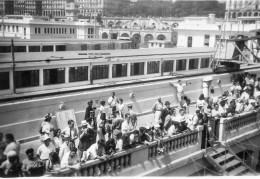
[{"left": 225, "top": 0, "right": 260, "bottom": 19}]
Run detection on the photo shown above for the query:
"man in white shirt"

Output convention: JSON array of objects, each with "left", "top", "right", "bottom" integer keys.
[
  {"left": 60, "top": 147, "right": 80, "bottom": 169},
  {"left": 244, "top": 99, "right": 256, "bottom": 112},
  {"left": 169, "top": 80, "right": 187, "bottom": 108},
  {"left": 152, "top": 97, "right": 164, "bottom": 125},
  {"left": 61, "top": 120, "right": 78, "bottom": 149},
  {"left": 58, "top": 135, "right": 70, "bottom": 162},
  {"left": 36, "top": 135, "right": 55, "bottom": 162},
  {"left": 108, "top": 92, "right": 119, "bottom": 116},
  {"left": 81, "top": 139, "right": 107, "bottom": 162},
  {"left": 121, "top": 113, "right": 132, "bottom": 134},
  {"left": 241, "top": 87, "right": 250, "bottom": 103},
  {"left": 3, "top": 134, "right": 20, "bottom": 157}
]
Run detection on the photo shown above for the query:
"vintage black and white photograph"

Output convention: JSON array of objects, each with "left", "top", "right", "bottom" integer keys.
[{"left": 0, "top": 0, "right": 260, "bottom": 177}]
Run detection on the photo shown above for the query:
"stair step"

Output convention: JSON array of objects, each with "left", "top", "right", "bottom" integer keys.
[
  {"left": 227, "top": 165, "right": 248, "bottom": 176},
  {"left": 222, "top": 159, "right": 242, "bottom": 172},
  {"left": 208, "top": 148, "right": 228, "bottom": 159},
  {"left": 242, "top": 172, "right": 256, "bottom": 176},
  {"left": 215, "top": 153, "right": 235, "bottom": 165}
]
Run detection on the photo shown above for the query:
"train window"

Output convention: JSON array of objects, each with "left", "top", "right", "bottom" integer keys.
[
  {"left": 94, "top": 44, "right": 101, "bottom": 50},
  {"left": 92, "top": 65, "right": 109, "bottom": 80},
  {"left": 0, "top": 72, "right": 10, "bottom": 90},
  {"left": 15, "top": 70, "right": 39, "bottom": 88},
  {"left": 176, "top": 59, "right": 187, "bottom": 71},
  {"left": 29, "top": 46, "right": 40, "bottom": 52},
  {"left": 14, "top": 46, "right": 26, "bottom": 52},
  {"left": 69, "top": 66, "right": 88, "bottom": 82},
  {"left": 147, "top": 61, "right": 160, "bottom": 74},
  {"left": 131, "top": 62, "right": 144, "bottom": 76},
  {"left": 0, "top": 46, "right": 11, "bottom": 53},
  {"left": 56, "top": 45, "right": 66, "bottom": 51},
  {"left": 163, "top": 60, "right": 174, "bottom": 72},
  {"left": 42, "top": 45, "right": 53, "bottom": 52},
  {"left": 201, "top": 58, "right": 210, "bottom": 68},
  {"left": 189, "top": 58, "right": 199, "bottom": 70},
  {"left": 44, "top": 68, "right": 65, "bottom": 85},
  {"left": 112, "top": 64, "right": 127, "bottom": 78}
]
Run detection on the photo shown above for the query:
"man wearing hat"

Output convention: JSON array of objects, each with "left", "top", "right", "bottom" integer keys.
[
  {"left": 61, "top": 119, "right": 78, "bottom": 150},
  {"left": 36, "top": 134, "right": 55, "bottom": 163},
  {"left": 152, "top": 97, "right": 163, "bottom": 125},
  {"left": 245, "top": 99, "right": 256, "bottom": 112},
  {"left": 40, "top": 113, "right": 54, "bottom": 137},
  {"left": 78, "top": 121, "right": 94, "bottom": 159},
  {"left": 0, "top": 151, "right": 21, "bottom": 177},
  {"left": 127, "top": 104, "right": 137, "bottom": 129},
  {"left": 169, "top": 80, "right": 188, "bottom": 108}
]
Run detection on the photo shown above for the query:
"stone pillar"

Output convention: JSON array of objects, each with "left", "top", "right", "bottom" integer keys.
[
  {"left": 39, "top": 69, "right": 43, "bottom": 86},
  {"left": 144, "top": 61, "right": 148, "bottom": 75},
  {"left": 53, "top": 45, "right": 56, "bottom": 52},
  {"left": 65, "top": 67, "right": 69, "bottom": 83},
  {"left": 186, "top": 59, "right": 189, "bottom": 71},
  {"left": 26, "top": 45, "right": 29, "bottom": 53},
  {"left": 127, "top": 62, "right": 131, "bottom": 77},
  {"left": 198, "top": 58, "right": 201, "bottom": 69},
  {"left": 173, "top": 60, "right": 176, "bottom": 72},
  {"left": 109, "top": 64, "right": 113, "bottom": 79}
]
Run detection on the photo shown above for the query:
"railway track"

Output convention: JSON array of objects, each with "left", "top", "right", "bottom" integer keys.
[{"left": 0, "top": 65, "right": 259, "bottom": 105}]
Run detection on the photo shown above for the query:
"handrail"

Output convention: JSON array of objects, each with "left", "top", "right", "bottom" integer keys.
[
  {"left": 47, "top": 128, "right": 202, "bottom": 176},
  {"left": 225, "top": 111, "right": 257, "bottom": 131}
]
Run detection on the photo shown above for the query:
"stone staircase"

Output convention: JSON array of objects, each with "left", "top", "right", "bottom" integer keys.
[{"left": 205, "top": 144, "right": 257, "bottom": 176}]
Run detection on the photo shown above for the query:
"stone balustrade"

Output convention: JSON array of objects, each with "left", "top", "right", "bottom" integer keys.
[
  {"left": 218, "top": 110, "right": 260, "bottom": 142},
  {"left": 47, "top": 128, "right": 202, "bottom": 177}
]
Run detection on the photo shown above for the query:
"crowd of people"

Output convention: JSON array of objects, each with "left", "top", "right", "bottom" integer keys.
[{"left": 0, "top": 72, "right": 259, "bottom": 177}]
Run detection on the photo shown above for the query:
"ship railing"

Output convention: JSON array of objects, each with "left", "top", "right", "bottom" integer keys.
[
  {"left": 45, "top": 126, "right": 203, "bottom": 177},
  {"left": 218, "top": 110, "right": 260, "bottom": 142}
]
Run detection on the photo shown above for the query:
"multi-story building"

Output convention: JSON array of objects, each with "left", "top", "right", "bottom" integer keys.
[
  {"left": 225, "top": 0, "right": 260, "bottom": 19},
  {"left": 1, "top": 0, "right": 129, "bottom": 18}
]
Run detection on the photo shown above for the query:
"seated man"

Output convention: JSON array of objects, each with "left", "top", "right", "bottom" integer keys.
[
  {"left": 0, "top": 151, "right": 22, "bottom": 177},
  {"left": 81, "top": 139, "right": 108, "bottom": 162},
  {"left": 60, "top": 147, "right": 80, "bottom": 170},
  {"left": 22, "top": 148, "right": 45, "bottom": 176},
  {"left": 139, "top": 127, "right": 151, "bottom": 145},
  {"left": 129, "top": 130, "right": 140, "bottom": 148}
]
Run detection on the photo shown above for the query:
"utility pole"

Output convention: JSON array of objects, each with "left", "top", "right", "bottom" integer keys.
[
  {"left": 2, "top": 0, "right": 5, "bottom": 38},
  {"left": 11, "top": 39, "right": 16, "bottom": 94}
]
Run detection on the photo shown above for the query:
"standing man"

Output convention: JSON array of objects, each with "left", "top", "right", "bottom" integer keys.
[
  {"left": 108, "top": 92, "right": 119, "bottom": 116},
  {"left": 61, "top": 120, "right": 78, "bottom": 150},
  {"left": 169, "top": 80, "right": 188, "bottom": 108},
  {"left": 127, "top": 104, "right": 137, "bottom": 129},
  {"left": 84, "top": 100, "right": 96, "bottom": 123},
  {"left": 161, "top": 101, "right": 172, "bottom": 134},
  {"left": 152, "top": 97, "right": 164, "bottom": 125}
]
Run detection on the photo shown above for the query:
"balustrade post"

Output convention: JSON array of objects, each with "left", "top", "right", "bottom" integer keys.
[
  {"left": 196, "top": 125, "right": 203, "bottom": 148},
  {"left": 218, "top": 117, "right": 227, "bottom": 142}
]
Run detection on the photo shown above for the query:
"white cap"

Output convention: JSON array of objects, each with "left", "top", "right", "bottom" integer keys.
[
  {"left": 154, "top": 124, "right": 160, "bottom": 128},
  {"left": 7, "top": 151, "right": 17, "bottom": 157},
  {"left": 81, "top": 120, "right": 88, "bottom": 126},
  {"left": 249, "top": 99, "right": 256, "bottom": 103},
  {"left": 42, "top": 134, "right": 50, "bottom": 141}
]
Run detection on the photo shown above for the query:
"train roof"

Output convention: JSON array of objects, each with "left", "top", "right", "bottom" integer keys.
[{"left": 0, "top": 47, "right": 215, "bottom": 63}]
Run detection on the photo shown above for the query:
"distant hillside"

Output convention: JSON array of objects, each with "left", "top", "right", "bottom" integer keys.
[{"left": 114, "top": 0, "right": 225, "bottom": 18}]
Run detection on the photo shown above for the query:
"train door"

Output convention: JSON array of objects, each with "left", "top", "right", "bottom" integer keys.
[{"left": 187, "top": 36, "right": 192, "bottom": 47}]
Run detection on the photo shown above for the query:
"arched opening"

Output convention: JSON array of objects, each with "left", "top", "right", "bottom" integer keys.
[
  {"left": 243, "top": 12, "right": 247, "bottom": 16},
  {"left": 157, "top": 34, "right": 166, "bottom": 40},
  {"left": 131, "top": 34, "right": 141, "bottom": 49},
  {"left": 115, "top": 21, "right": 122, "bottom": 27},
  {"left": 108, "top": 21, "right": 114, "bottom": 28},
  {"left": 121, "top": 33, "right": 129, "bottom": 37},
  {"left": 248, "top": 12, "right": 252, "bottom": 16},
  {"left": 102, "top": 32, "right": 108, "bottom": 39},
  {"left": 237, "top": 12, "right": 242, "bottom": 17},
  {"left": 144, "top": 34, "right": 153, "bottom": 43},
  {"left": 232, "top": 13, "right": 236, "bottom": 19},
  {"left": 254, "top": 12, "right": 258, "bottom": 16}
]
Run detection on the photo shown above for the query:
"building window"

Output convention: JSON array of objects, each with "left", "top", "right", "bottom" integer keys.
[
  {"left": 130, "top": 62, "right": 144, "bottom": 76},
  {"left": 215, "top": 35, "right": 220, "bottom": 46},
  {"left": 201, "top": 58, "right": 210, "bottom": 68},
  {"left": 112, "top": 64, "right": 127, "bottom": 78},
  {"left": 42, "top": 45, "right": 53, "bottom": 52},
  {"left": 16, "top": 26, "right": 19, "bottom": 32},
  {"left": 29, "top": 46, "right": 40, "bottom": 52},
  {"left": 56, "top": 45, "right": 66, "bottom": 51},
  {"left": 38, "top": 28, "right": 40, "bottom": 34},
  {"left": 15, "top": 70, "right": 39, "bottom": 88},
  {"left": 59, "top": 28, "right": 61, "bottom": 34},
  {"left": 44, "top": 68, "right": 65, "bottom": 85},
  {"left": 0, "top": 72, "right": 10, "bottom": 90},
  {"left": 147, "top": 61, "right": 160, "bottom": 74},
  {"left": 47, "top": 28, "right": 49, "bottom": 34},
  {"left": 204, "top": 34, "right": 210, "bottom": 46},
  {"left": 92, "top": 65, "right": 109, "bottom": 80},
  {"left": 159, "top": 44, "right": 162, "bottom": 47},
  {"left": 50, "top": 28, "right": 52, "bottom": 34},
  {"left": 189, "top": 58, "right": 199, "bottom": 70},
  {"left": 69, "top": 66, "right": 88, "bottom": 82},
  {"left": 151, "top": 43, "right": 154, "bottom": 47},
  {"left": 163, "top": 60, "right": 174, "bottom": 72},
  {"left": 35, "top": 27, "right": 37, "bottom": 34},
  {"left": 73, "top": 28, "right": 75, "bottom": 34},
  {"left": 187, "top": 36, "right": 192, "bottom": 47},
  {"left": 176, "top": 59, "right": 187, "bottom": 71},
  {"left": 12, "top": 26, "right": 14, "bottom": 32},
  {"left": 0, "top": 46, "right": 11, "bottom": 53}
]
